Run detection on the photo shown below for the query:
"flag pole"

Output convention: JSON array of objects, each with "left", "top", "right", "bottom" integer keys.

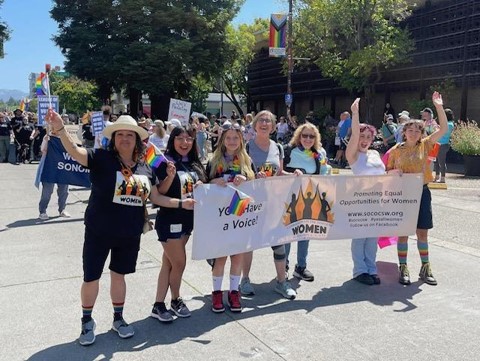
[{"left": 45, "top": 72, "right": 52, "bottom": 109}]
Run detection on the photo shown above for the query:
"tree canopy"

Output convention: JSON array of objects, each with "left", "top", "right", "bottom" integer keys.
[
  {"left": 217, "top": 18, "right": 268, "bottom": 115},
  {"left": 0, "top": 0, "right": 11, "bottom": 58},
  {"left": 51, "top": 0, "right": 244, "bottom": 118},
  {"left": 294, "top": 0, "right": 414, "bottom": 120}
]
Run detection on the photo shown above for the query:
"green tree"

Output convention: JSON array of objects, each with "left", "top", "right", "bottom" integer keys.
[
  {"left": 218, "top": 18, "right": 269, "bottom": 115},
  {"left": 295, "top": 0, "right": 414, "bottom": 121},
  {"left": 50, "top": 73, "right": 102, "bottom": 116},
  {"left": 0, "top": 0, "right": 11, "bottom": 58},
  {"left": 188, "top": 75, "right": 211, "bottom": 114},
  {"left": 51, "top": 0, "right": 243, "bottom": 119}
]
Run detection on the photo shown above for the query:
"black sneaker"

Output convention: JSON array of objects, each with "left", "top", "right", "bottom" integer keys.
[
  {"left": 171, "top": 297, "right": 191, "bottom": 318},
  {"left": 354, "top": 273, "right": 374, "bottom": 285},
  {"left": 293, "top": 265, "right": 314, "bottom": 282},
  {"left": 370, "top": 274, "right": 381, "bottom": 285},
  {"left": 151, "top": 302, "right": 174, "bottom": 322}
]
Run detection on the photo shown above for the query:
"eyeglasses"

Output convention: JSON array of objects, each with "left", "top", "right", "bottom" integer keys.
[
  {"left": 175, "top": 136, "right": 194, "bottom": 143},
  {"left": 258, "top": 118, "right": 271, "bottom": 124},
  {"left": 301, "top": 133, "right": 315, "bottom": 139},
  {"left": 222, "top": 123, "right": 241, "bottom": 131}
]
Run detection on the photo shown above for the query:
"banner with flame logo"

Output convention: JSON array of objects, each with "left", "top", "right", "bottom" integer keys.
[{"left": 192, "top": 174, "right": 423, "bottom": 260}]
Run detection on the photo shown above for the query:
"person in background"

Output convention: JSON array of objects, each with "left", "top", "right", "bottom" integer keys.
[
  {"left": 149, "top": 120, "right": 169, "bottom": 151},
  {"left": 276, "top": 116, "right": 289, "bottom": 144},
  {"left": 241, "top": 110, "right": 297, "bottom": 300},
  {"left": 346, "top": 98, "right": 385, "bottom": 285},
  {"left": 206, "top": 123, "right": 255, "bottom": 313},
  {"left": 37, "top": 126, "right": 71, "bottom": 220},
  {"left": 421, "top": 107, "right": 439, "bottom": 136},
  {"left": 95, "top": 105, "right": 113, "bottom": 149},
  {"left": 46, "top": 110, "right": 194, "bottom": 346},
  {"left": 0, "top": 112, "right": 13, "bottom": 162},
  {"left": 387, "top": 92, "right": 448, "bottom": 286},
  {"left": 381, "top": 114, "right": 397, "bottom": 151},
  {"left": 433, "top": 108, "right": 455, "bottom": 183},
  {"left": 395, "top": 111, "right": 410, "bottom": 144}
]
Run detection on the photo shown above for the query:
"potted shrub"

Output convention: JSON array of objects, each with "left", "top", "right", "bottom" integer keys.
[{"left": 450, "top": 120, "right": 480, "bottom": 176}]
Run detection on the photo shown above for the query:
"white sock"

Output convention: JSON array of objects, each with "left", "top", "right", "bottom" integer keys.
[
  {"left": 229, "top": 275, "right": 241, "bottom": 291},
  {"left": 212, "top": 276, "right": 223, "bottom": 291}
]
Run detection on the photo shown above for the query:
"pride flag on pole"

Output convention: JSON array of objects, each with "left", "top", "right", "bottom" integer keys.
[
  {"left": 145, "top": 143, "right": 168, "bottom": 169},
  {"left": 35, "top": 73, "right": 46, "bottom": 95},
  {"left": 269, "top": 14, "right": 287, "bottom": 57}
]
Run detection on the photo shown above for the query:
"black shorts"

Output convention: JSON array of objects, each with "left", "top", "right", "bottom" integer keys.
[
  {"left": 156, "top": 223, "right": 193, "bottom": 242},
  {"left": 417, "top": 185, "right": 433, "bottom": 230},
  {"left": 339, "top": 138, "right": 348, "bottom": 150},
  {"left": 83, "top": 227, "right": 141, "bottom": 282}
]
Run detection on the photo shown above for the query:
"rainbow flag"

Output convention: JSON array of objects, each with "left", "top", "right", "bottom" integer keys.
[
  {"left": 146, "top": 143, "right": 167, "bottom": 168},
  {"left": 19, "top": 99, "right": 25, "bottom": 112},
  {"left": 269, "top": 14, "right": 287, "bottom": 57},
  {"left": 228, "top": 190, "right": 251, "bottom": 216},
  {"left": 36, "top": 73, "right": 46, "bottom": 95}
]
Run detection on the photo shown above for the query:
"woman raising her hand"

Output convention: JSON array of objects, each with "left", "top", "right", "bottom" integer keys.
[{"left": 46, "top": 109, "right": 194, "bottom": 346}]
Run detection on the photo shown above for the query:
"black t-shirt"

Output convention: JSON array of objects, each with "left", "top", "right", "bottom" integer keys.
[
  {"left": 85, "top": 149, "right": 154, "bottom": 240},
  {"left": 154, "top": 159, "right": 199, "bottom": 229},
  {"left": 82, "top": 124, "right": 95, "bottom": 141},
  {"left": 15, "top": 124, "right": 34, "bottom": 144},
  {"left": 0, "top": 121, "right": 11, "bottom": 137}
]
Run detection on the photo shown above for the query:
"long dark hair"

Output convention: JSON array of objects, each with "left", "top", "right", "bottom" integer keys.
[
  {"left": 166, "top": 126, "right": 207, "bottom": 182},
  {"left": 107, "top": 131, "right": 146, "bottom": 163}
]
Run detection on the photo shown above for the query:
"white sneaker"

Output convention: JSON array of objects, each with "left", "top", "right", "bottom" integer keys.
[
  {"left": 59, "top": 210, "right": 71, "bottom": 218},
  {"left": 38, "top": 213, "right": 49, "bottom": 220}
]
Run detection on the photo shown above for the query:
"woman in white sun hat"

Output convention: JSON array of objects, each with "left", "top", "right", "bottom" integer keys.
[{"left": 46, "top": 109, "right": 194, "bottom": 346}]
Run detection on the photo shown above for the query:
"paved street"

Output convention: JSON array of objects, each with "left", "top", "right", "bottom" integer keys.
[{"left": 0, "top": 162, "right": 479, "bottom": 361}]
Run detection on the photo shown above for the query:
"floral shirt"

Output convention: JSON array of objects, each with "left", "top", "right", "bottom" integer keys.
[{"left": 387, "top": 136, "right": 435, "bottom": 184}]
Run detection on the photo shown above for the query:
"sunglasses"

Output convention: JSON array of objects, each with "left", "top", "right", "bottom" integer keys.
[
  {"left": 258, "top": 118, "right": 271, "bottom": 124},
  {"left": 301, "top": 133, "right": 316, "bottom": 139}
]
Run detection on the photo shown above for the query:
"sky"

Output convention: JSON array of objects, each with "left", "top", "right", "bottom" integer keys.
[{"left": 0, "top": 0, "right": 288, "bottom": 93}]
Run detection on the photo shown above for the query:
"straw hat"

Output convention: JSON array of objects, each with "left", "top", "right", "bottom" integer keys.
[{"left": 103, "top": 115, "right": 149, "bottom": 140}]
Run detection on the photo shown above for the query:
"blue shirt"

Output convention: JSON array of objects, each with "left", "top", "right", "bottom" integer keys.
[
  {"left": 437, "top": 121, "right": 455, "bottom": 145},
  {"left": 339, "top": 118, "right": 352, "bottom": 138}
]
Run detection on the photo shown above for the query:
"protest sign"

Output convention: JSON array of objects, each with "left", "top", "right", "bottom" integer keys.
[{"left": 167, "top": 99, "right": 191, "bottom": 126}]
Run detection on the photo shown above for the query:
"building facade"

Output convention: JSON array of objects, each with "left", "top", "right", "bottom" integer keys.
[{"left": 248, "top": 0, "right": 480, "bottom": 125}]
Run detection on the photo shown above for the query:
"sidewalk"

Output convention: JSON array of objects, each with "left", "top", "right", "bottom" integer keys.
[{"left": 0, "top": 162, "right": 479, "bottom": 361}]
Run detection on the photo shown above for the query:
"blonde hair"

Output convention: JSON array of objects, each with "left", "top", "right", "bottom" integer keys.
[
  {"left": 209, "top": 128, "right": 255, "bottom": 180},
  {"left": 252, "top": 110, "right": 277, "bottom": 133},
  {"left": 289, "top": 123, "right": 322, "bottom": 149}
]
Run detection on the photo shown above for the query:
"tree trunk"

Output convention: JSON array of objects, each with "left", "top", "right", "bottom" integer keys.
[
  {"left": 363, "top": 84, "right": 376, "bottom": 125},
  {"left": 150, "top": 93, "right": 171, "bottom": 121},
  {"left": 128, "top": 88, "right": 141, "bottom": 118}
]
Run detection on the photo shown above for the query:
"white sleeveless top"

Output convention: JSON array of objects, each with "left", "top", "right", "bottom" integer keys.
[{"left": 350, "top": 150, "right": 385, "bottom": 176}]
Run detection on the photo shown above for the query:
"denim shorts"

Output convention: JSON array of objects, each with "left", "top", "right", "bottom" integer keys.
[
  {"left": 156, "top": 223, "right": 193, "bottom": 242},
  {"left": 417, "top": 185, "right": 433, "bottom": 230},
  {"left": 82, "top": 227, "right": 141, "bottom": 282}
]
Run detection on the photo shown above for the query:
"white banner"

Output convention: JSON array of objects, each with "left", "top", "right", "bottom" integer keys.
[
  {"left": 167, "top": 98, "right": 191, "bottom": 126},
  {"left": 192, "top": 174, "right": 423, "bottom": 260}
]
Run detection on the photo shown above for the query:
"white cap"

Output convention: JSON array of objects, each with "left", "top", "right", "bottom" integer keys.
[{"left": 165, "top": 118, "right": 181, "bottom": 127}]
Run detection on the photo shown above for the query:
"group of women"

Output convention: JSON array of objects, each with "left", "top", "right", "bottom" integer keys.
[{"left": 45, "top": 90, "right": 448, "bottom": 346}]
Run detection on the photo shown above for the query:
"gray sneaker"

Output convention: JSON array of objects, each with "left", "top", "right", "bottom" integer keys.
[
  {"left": 240, "top": 277, "right": 255, "bottom": 296},
  {"left": 112, "top": 317, "right": 135, "bottom": 339},
  {"left": 79, "top": 318, "right": 96, "bottom": 346},
  {"left": 275, "top": 280, "right": 296, "bottom": 300},
  {"left": 151, "top": 302, "right": 174, "bottom": 322},
  {"left": 171, "top": 297, "right": 191, "bottom": 318}
]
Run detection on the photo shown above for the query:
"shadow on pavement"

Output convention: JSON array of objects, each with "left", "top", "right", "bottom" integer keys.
[{"left": 26, "top": 262, "right": 424, "bottom": 361}]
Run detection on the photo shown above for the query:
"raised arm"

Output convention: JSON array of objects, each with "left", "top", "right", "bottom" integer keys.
[
  {"left": 428, "top": 91, "right": 448, "bottom": 144},
  {"left": 46, "top": 109, "right": 88, "bottom": 167},
  {"left": 345, "top": 98, "right": 360, "bottom": 165}
]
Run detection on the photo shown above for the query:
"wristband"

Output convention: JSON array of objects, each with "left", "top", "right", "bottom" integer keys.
[
  {"left": 56, "top": 126, "right": 65, "bottom": 132},
  {"left": 178, "top": 200, "right": 182, "bottom": 209}
]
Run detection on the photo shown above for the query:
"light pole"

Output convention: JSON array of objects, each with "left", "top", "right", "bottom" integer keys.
[{"left": 286, "top": 0, "right": 294, "bottom": 113}]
